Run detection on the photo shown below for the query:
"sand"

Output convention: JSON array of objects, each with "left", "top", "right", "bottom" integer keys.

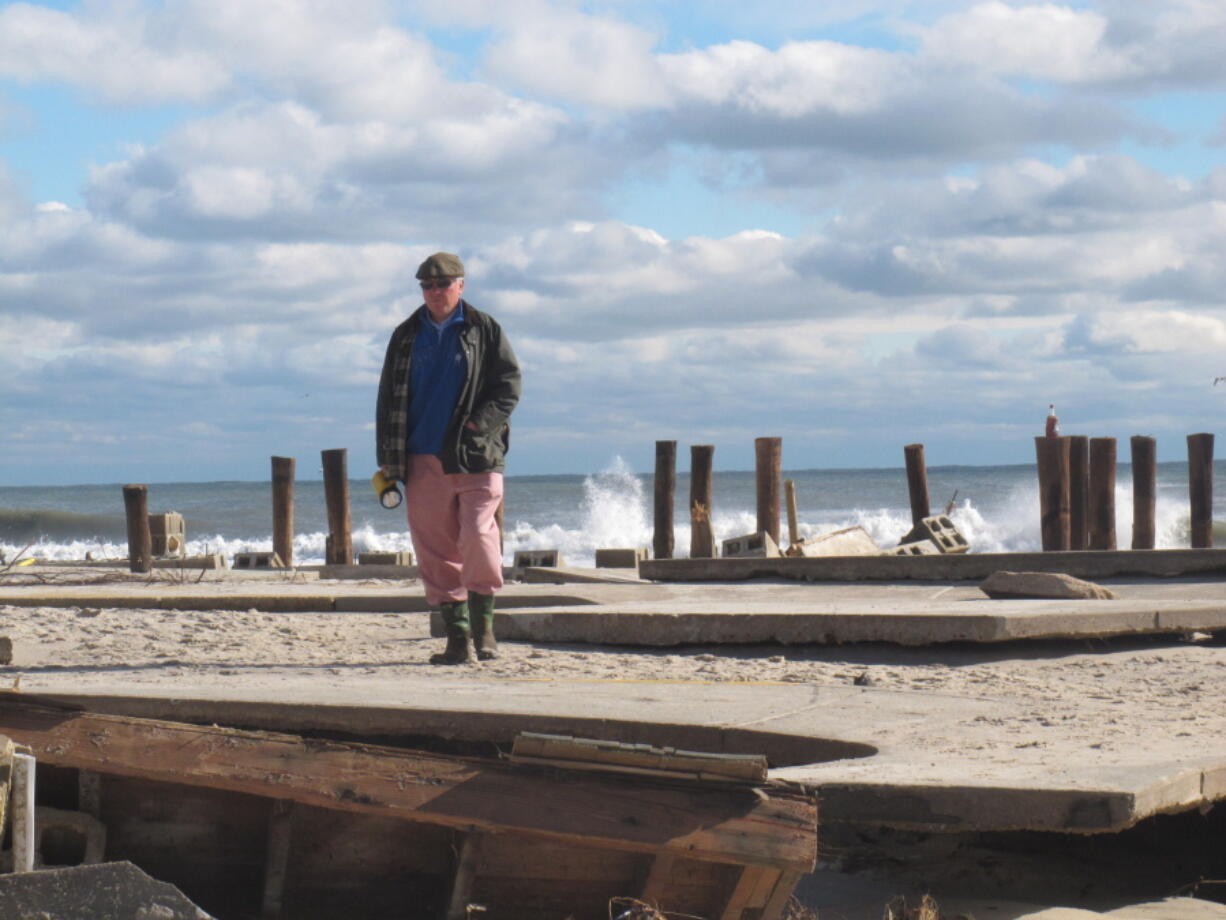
[{"left": 2, "top": 566, "right": 1226, "bottom": 916}]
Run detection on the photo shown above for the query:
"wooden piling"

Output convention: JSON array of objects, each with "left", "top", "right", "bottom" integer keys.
[
  {"left": 1088, "top": 437, "right": 1117, "bottom": 550},
  {"left": 1130, "top": 435, "right": 1157, "bottom": 550},
  {"left": 653, "top": 441, "right": 676, "bottom": 560},
  {"left": 755, "top": 437, "right": 782, "bottom": 546},
  {"left": 785, "top": 479, "right": 800, "bottom": 549},
  {"left": 321, "top": 448, "right": 353, "bottom": 566},
  {"left": 1068, "top": 435, "right": 1089, "bottom": 551},
  {"left": 689, "top": 445, "right": 715, "bottom": 559},
  {"left": 122, "top": 484, "right": 152, "bottom": 574},
  {"left": 1187, "top": 432, "right": 1214, "bottom": 549},
  {"left": 1034, "top": 436, "right": 1071, "bottom": 551},
  {"left": 271, "top": 456, "right": 295, "bottom": 569},
  {"left": 903, "top": 444, "right": 930, "bottom": 527}
]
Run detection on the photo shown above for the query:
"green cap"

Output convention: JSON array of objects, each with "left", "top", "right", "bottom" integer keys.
[{"left": 416, "top": 252, "right": 465, "bottom": 280}]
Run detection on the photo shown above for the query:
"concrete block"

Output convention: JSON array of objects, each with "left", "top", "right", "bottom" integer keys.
[
  {"left": 891, "top": 540, "right": 940, "bottom": 556},
  {"left": 593, "top": 548, "right": 648, "bottom": 569},
  {"left": 148, "top": 512, "right": 184, "bottom": 536},
  {"left": 901, "top": 515, "right": 969, "bottom": 554},
  {"left": 358, "top": 551, "right": 414, "bottom": 566},
  {"left": 34, "top": 806, "right": 106, "bottom": 867},
  {"left": 789, "top": 526, "right": 881, "bottom": 558},
  {"left": 514, "top": 549, "right": 564, "bottom": 570},
  {"left": 721, "top": 531, "right": 781, "bottom": 559},
  {"left": 232, "top": 551, "right": 286, "bottom": 570},
  {"left": 149, "top": 512, "right": 186, "bottom": 558}
]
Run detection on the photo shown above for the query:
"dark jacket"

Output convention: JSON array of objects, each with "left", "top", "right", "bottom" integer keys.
[{"left": 376, "top": 301, "right": 521, "bottom": 479}]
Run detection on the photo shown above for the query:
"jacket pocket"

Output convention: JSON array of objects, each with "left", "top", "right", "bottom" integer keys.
[{"left": 459, "top": 428, "right": 496, "bottom": 471}]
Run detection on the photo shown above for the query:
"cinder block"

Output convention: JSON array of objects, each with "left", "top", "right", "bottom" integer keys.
[
  {"left": 233, "top": 551, "right": 286, "bottom": 570},
  {"left": 892, "top": 540, "right": 940, "bottom": 556},
  {"left": 788, "top": 526, "right": 881, "bottom": 558},
  {"left": 149, "top": 512, "right": 186, "bottom": 558},
  {"left": 148, "top": 512, "right": 184, "bottom": 536},
  {"left": 33, "top": 806, "right": 106, "bottom": 868},
  {"left": 358, "top": 551, "right": 414, "bottom": 566},
  {"left": 593, "top": 548, "right": 648, "bottom": 569},
  {"left": 720, "top": 531, "right": 781, "bottom": 559},
  {"left": 902, "top": 515, "right": 970, "bottom": 554},
  {"left": 513, "top": 549, "right": 563, "bottom": 570}
]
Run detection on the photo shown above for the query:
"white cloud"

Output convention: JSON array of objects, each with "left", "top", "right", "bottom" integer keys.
[
  {"left": 917, "top": 2, "right": 1132, "bottom": 82},
  {"left": 483, "top": 7, "right": 666, "bottom": 108},
  {"left": 0, "top": 1, "right": 230, "bottom": 103},
  {"left": 660, "top": 40, "right": 903, "bottom": 117}
]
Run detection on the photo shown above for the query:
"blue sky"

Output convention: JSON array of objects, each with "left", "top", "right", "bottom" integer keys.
[{"left": 2, "top": 0, "right": 1226, "bottom": 485}]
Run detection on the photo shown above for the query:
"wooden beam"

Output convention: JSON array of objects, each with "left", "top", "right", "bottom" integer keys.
[
  {"left": 0, "top": 700, "right": 816, "bottom": 873},
  {"left": 638, "top": 851, "right": 677, "bottom": 907},
  {"left": 445, "top": 833, "right": 483, "bottom": 920},
  {"left": 719, "top": 865, "right": 779, "bottom": 920},
  {"left": 760, "top": 869, "right": 803, "bottom": 920},
  {"left": 261, "top": 799, "right": 294, "bottom": 919}
]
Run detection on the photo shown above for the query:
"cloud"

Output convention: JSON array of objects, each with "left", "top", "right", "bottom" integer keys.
[
  {"left": 0, "top": 1, "right": 230, "bottom": 104},
  {"left": 483, "top": 6, "right": 666, "bottom": 108}
]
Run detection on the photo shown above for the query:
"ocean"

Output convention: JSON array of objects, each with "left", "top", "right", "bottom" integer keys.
[{"left": 1, "top": 457, "right": 1222, "bottom": 566}]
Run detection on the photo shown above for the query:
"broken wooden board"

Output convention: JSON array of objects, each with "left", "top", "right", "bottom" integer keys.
[
  {"left": 0, "top": 698, "right": 816, "bottom": 874},
  {"left": 510, "top": 732, "right": 769, "bottom": 783}
]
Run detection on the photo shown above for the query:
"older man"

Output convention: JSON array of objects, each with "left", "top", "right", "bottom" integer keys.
[{"left": 376, "top": 252, "right": 521, "bottom": 664}]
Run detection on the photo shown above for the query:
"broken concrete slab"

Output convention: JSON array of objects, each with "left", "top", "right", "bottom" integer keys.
[
  {"left": 1021, "top": 900, "right": 1226, "bottom": 920},
  {"left": 0, "top": 861, "right": 213, "bottom": 919},
  {"left": 28, "top": 682, "right": 1226, "bottom": 837},
  {"left": 787, "top": 526, "right": 881, "bottom": 558},
  {"left": 981, "top": 571, "right": 1119, "bottom": 600}
]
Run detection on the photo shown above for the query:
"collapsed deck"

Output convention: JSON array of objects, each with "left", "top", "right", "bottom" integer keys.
[{"left": 0, "top": 697, "right": 817, "bottom": 920}]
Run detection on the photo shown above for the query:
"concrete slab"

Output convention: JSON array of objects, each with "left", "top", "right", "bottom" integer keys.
[
  {"left": 0, "top": 861, "right": 212, "bottom": 919},
  {"left": 641, "top": 548, "right": 1226, "bottom": 581},
  {"left": 477, "top": 598, "right": 1226, "bottom": 646},
  {"left": 25, "top": 676, "right": 1226, "bottom": 836}
]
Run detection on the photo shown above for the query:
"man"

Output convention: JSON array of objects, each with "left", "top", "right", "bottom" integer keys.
[{"left": 376, "top": 252, "right": 521, "bottom": 664}]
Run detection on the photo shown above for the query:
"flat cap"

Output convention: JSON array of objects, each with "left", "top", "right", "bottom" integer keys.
[{"left": 416, "top": 251, "right": 465, "bottom": 279}]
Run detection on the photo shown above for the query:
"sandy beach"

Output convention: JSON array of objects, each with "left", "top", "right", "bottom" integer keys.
[{"left": 2, "top": 565, "right": 1226, "bottom": 915}]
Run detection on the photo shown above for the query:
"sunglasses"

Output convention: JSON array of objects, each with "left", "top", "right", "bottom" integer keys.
[{"left": 420, "top": 279, "right": 457, "bottom": 291}]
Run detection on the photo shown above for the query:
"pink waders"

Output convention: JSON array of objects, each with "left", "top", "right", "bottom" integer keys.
[{"left": 404, "top": 454, "right": 504, "bottom": 607}]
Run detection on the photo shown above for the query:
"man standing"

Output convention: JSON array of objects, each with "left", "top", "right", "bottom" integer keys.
[{"left": 376, "top": 252, "right": 521, "bottom": 664}]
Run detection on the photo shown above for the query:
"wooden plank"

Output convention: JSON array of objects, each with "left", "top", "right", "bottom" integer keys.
[
  {"left": 0, "top": 700, "right": 816, "bottom": 872},
  {"left": 760, "top": 869, "right": 803, "bottom": 920}
]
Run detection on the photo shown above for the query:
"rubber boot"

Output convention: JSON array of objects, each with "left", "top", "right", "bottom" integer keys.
[
  {"left": 430, "top": 600, "right": 473, "bottom": 665},
  {"left": 469, "top": 592, "right": 498, "bottom": 661}
]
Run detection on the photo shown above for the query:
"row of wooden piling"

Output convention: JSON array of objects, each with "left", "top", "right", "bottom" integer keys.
[
  {"left": 1034, "top": 433, "right": 1215, "bottom": 551},
  {"left": 124, "top": 449, "right": 357, "bottom": 573},
  {"left": 652, "top": 432, "right": 1218, "bottom": 559},
  {"left": 654, "top": 438, "right": 784, "bottom": 559}
]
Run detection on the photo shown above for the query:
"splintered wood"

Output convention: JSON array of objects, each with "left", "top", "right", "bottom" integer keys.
[{"left": 0, "top": 698, "right": 816, "bottom": 920}]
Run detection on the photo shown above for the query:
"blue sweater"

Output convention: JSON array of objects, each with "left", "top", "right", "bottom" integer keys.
[{"left": 406, "top": 306, "right": 468, "bottom": 455}]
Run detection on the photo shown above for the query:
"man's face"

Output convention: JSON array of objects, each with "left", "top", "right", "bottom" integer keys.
[{"left": 421, "top": 276, "right": 464, "bottom": 322}]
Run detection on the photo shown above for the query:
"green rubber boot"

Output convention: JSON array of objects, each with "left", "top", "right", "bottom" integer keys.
[
  {"left": 469, "top": 592, "right": 498, "bottom": 661},
  {"left": 430, "top": 600, "right": 473, "bottom": 665}
]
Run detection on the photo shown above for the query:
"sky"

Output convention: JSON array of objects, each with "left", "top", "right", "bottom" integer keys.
[{"left": 3, "top": 0, "right": 1226, "bottom": 485}]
